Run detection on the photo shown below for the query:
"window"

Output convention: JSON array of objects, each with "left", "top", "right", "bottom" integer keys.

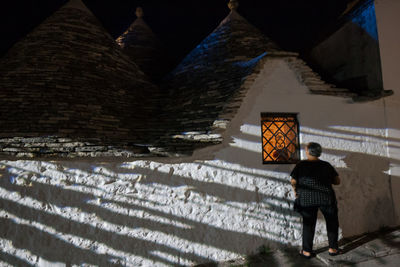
[{"left": 261, "top": 113, "right": 300, "bottom": 164}]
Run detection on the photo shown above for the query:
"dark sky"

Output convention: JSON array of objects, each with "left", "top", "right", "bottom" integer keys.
[{"left": 1, "top": 0, "right": 351, "bottom": 65}]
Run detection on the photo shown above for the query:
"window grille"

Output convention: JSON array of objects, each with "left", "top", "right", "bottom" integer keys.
[{"left": 261, "top": 113, "right": 300, "bottom": 164}]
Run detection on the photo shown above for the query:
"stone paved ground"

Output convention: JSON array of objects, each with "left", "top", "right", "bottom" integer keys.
[
  {"left": 196, "top": 226, "right": 400, "bottom": 267},
  {"left": 318, "top": 227, "right": 400, "bottom": 266}
]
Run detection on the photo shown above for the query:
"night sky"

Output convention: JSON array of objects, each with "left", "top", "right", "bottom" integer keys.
[{"left": 1, "top": 0, "right": 351, "bottom": 66}]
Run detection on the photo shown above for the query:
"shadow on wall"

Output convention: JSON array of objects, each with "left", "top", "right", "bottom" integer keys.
[
  {"left": 330, "top": 149, "right": 395, "bottom": 237},
  {"left": 214, "top": 123, "right": 398, "bottom": 238},
  {"left": 0, "top": 250, "right": 35, "bottom": 267},
  {"left": 0, "top": 124, "right": 398, "bottom": 265},
  {"left": 0, "top": 160, "right": 301, "bottom": 266}
]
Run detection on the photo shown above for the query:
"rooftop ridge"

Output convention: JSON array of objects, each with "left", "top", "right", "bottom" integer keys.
[
  {"left": 170, "top": 6, "right": 281, "bottom": 75},
  {"left": 228, "top": 0, "right": 239, "bottom": 11},
  {"left": 217, "top": 9, "right": 247, "bottom": 28},
  {"left": 136, "top": 6, "right": 144, "bottom": 18},
  {"left": 115, "top": 7, "right": 167, "bottom": 81},
  {"left": 117, "top": 6, "right": 157, "bottom": 44},
  {"left": 63, "top": 0, "right": 91, "bottom": 13}
]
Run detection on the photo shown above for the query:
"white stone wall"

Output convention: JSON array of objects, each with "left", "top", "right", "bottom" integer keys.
[
  {"left": 210, "top": 58, "right": 395, "bottom": 240},
  {"left": 0, "top": 159, "right": 294, "bottom": 266},
  {"left": 0, "top": 58, "right": 397, "bottom": 266},
  {"left": 375, "top": 0, "right": 400, "bottom": 224}
]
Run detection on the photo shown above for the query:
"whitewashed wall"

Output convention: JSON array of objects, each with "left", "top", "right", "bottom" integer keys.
[
  {"left": 210, "top": 58, "right": 396, "bottom": 240},
  {"left": 375, "top": 0, "right": 400, "bottom": 224},
  {"left": 0, "top": 58, "right": 397, "bottom": 266}
]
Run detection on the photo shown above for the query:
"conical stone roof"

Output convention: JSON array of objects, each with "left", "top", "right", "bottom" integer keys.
[
  {"left": 156, "top": 1, "right": 357, "bottom": 156},
  {"left": 116, "top": 7, "right": 168, "bottom": 81},
  {"left": 173, "top": 8, "right": 281, "bottom": 72},
  {"left": 0, "top": 0, "right": 160, "bottom": 158},
  {"left": 157, "top": 4, "right": 284, "bottom": 155}
]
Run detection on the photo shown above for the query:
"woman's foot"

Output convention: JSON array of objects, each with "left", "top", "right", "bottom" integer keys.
[
  {"left": 299, "top": 249, "right": 314, "bottom": 259},
  {"left": 328, "top": 248, "right": 342, "bottom": 256}
]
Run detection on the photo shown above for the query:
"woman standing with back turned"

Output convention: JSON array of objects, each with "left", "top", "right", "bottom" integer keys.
[{"left": 290, "top": 142, "right": 341, "bottom": 258}]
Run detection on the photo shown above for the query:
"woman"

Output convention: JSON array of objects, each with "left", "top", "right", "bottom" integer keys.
[{"left": 290, "top": 142, "right": 341, "bottom": 258}]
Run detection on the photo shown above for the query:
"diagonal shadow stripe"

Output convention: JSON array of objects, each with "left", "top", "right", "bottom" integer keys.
[
  {"left": 0, "top": 173, "right": 291, "bottom": 256},
  {"left": 129, "top": 166, "right": 292, "bottom": 204},
  {"left": 0, "top": 217, "right": 123, "bottom": 266},
  {"left": 0, "top": 197, "right": 208, "bottom": 265},
  {"left": 0, "top": 250, "right": 35, "bottom": 267}
]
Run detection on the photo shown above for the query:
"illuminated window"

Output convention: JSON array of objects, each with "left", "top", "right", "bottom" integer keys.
[{"left": 261, "top": 113, "right": 300, "bottom": 164}]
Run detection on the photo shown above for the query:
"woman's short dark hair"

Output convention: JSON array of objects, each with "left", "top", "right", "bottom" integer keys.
[{"left": 307, "top": 142, "right": 322, "bottom": 157}]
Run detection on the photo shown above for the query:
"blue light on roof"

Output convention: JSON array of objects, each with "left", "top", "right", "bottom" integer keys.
[
  {"left": 351, "top": 1, "right": 379, "bottom": 41},
  {"left": 233, "top": 52, "right": 268, "bottom": 68}
]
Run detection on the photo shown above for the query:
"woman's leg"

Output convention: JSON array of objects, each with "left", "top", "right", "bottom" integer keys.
[
  {"left": 320, "top": 205, "right": 339, "bottom": 250},
  {"left": 301, "top": 206, "right": 319, "bottom": 252}
]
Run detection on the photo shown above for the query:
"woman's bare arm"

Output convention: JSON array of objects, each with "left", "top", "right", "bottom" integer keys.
[
  {"left": 290, "top": 178, "right": 298, "bottom": 197},
  {"left": 332, "top": 176, "right": 341, "bottom": 185}
]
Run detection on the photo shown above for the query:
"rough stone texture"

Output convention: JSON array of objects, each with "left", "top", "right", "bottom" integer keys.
[
  {"left": 116, "top": 15, "right": 169, "bottom": 82},
  {"left": 0, "top": 159, "right": 302, "bottom": 266},
  {"left": 0, "top": 0, "right": 161, "bottom": 158},
  {"left": 0, "top": 137, "right": 151, "bottom": 159},
  {"left": 286, "top": 57, "right": 357, "bottom": 97}
]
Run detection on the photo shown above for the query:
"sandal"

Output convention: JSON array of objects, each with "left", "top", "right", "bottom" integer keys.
[
  {"left": 299, "top": 250, "right": 314, "bottom": 259},
  {"left": 328, "top": 249, "right": 343, "bottom": 256}
]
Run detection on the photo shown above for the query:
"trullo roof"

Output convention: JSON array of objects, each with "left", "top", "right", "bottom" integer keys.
[
  {"left": 116, "top": 7, "right": 168, "bottom": 81},
  {"left": 0, "top": 0, "right": 160, "bottom": 157}
]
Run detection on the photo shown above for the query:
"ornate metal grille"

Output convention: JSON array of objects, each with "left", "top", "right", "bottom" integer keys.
[{"left": 261, "top": 113, "right": 300, "bottom": 164}]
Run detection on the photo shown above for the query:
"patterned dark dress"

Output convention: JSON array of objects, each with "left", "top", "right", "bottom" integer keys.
[
  {"left": 291, "top": 159, "right": 340, "bottom": 251},
  {"left": 290, "top": 160, "right": 338, "bottom": 207}
]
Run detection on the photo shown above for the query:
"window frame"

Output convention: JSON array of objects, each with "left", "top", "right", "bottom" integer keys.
[{"left": 260, "top": 112, "right": 300, "bottom": 164}]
